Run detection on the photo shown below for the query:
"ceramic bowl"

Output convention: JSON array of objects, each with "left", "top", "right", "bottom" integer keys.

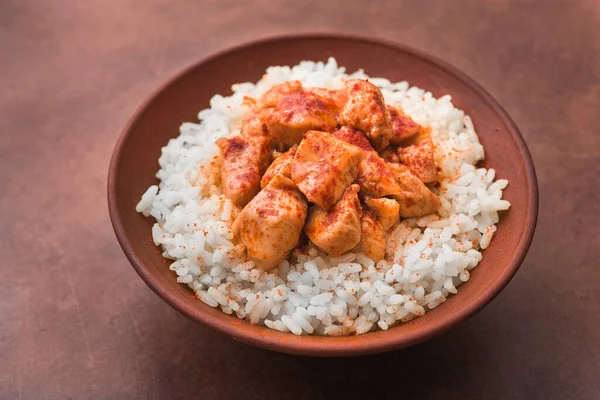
[{"left": 108, "top": 34, "right": 538, "bottom": 356}]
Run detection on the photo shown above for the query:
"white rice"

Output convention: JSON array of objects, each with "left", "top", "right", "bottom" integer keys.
[{"left": 136, "top": 58, "right": 510, "bottom": 335}]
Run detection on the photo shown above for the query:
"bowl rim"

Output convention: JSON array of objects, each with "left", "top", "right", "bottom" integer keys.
[{"left": 108, "top": 33, "right": 539, "bottom": 356}]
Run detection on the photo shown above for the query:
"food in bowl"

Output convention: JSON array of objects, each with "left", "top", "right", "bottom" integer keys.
[{"left": 136, "top": 58, "right": 511, "bottom": 336}]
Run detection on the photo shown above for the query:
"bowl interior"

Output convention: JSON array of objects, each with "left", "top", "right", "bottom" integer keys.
[{"left": 108, "top": 35, "right": 537, "bottom": 356}]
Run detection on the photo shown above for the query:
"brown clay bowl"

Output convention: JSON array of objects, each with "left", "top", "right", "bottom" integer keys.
[{"left": 108, "top": 34, "right": 538, "bottom": 357}]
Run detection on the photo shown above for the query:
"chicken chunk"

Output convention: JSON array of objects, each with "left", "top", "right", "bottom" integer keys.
[
  {"left": 364, "top": 197, "right": 400, "bottom": 217},
  {"left": 364, "top": 197, "right": 400, "bottom": 231},
  {"left": 261, "top": 145, "right": 296, "bottom": 188},
  {"left": 352, "top": 210, "right": 386, "bottom": 262},
  {"left": 378, "top": 214, "right": 400, "bottom": 232},
  {"left": 333, "top": 127, "right": 401, "bottom": 197},
  {"left": 258, "top": 80, "right": 303, "bottom": 108},
  {"left": 240, "top": 109, "right": 272, "bottom": 138},
  {"left": 379, "top": 147, "right": 400, "bottom": 164},
  {"left": 398, "top": 135, "right": 438, "bottom": 183},
  {"left": 216, "top": 135, "right": 271, "bottom": 208},
  {"left": 304, "top": 184, "right": 362, "bottom": 256},
  {"left": 232, "top": 174, "right": 307, "bottom": 270},
  {"left": 387, "top": 162, "right": 441, "bottom": 218},
  {"left": 339, "top": 79, "right": 392, "bottom": 150},
  {"left": 306, "top": 87, "right": 348, "bottom": 111},
  {"left": 292, "top": 130, "right": 363, "bottom": 210},
  {"left": 266, "top": 91, "right": 339, "bottom": 148},
  {"left": 387, "top": 105, "right": 422, "bottom": 145}
]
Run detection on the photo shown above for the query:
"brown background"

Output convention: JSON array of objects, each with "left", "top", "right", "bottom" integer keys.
[{"left": 1, "top": 0, "right": 599, "bottom": 399}]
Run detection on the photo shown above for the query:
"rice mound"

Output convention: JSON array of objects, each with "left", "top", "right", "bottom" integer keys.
[{"left": 136, "top": 58, "right": 511, "bottom": 336}]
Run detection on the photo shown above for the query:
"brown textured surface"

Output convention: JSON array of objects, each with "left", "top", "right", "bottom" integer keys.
[{"left": 1, "top": 0, "right": 598, "bottom": 398}]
